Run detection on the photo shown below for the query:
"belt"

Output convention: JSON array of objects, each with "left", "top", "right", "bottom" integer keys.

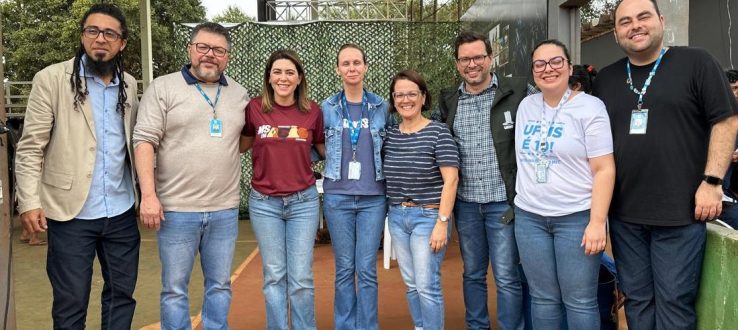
[{"left": 400, "top": 201, "right": 440, "bottom": 209}]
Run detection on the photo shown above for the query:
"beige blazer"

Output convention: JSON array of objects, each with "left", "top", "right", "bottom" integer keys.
[{"left": 15, "top": 58, "right": 139, "bottom": 221}]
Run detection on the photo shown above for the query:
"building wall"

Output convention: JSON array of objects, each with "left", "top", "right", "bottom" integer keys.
[
  {"left": 581, "top": 32, "right": 622, "bottom": 70},
  {"left": 461, "top": 0, "right": 548, "bottom": 77},
  {"left": 689, "top": 0, "right": 738, "bottom": 69}
]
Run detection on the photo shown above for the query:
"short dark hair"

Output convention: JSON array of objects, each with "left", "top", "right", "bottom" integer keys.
[
  {"left": 570, "top": 64, "right": 597, "bottom": 94},
  {"left": 615, "top": 0, "right": 661, "bottom": 19},
  {"left": 388, "top": 69, "right": 431, "bottom": 113},
  {"left": 190, "top": 22, "right": 232, "bottom": 49},
  {"left": 531, "top": 39, "right": 572, "bottom": 63},
  {"left": 727, "top": 70, "right": 738, "bottom": 84},
  {"left": 336, "top": 43, "right": 367, "bottom": 65},
  {"left": 454, "top": 31, "right": 493, "bottom": 60}
]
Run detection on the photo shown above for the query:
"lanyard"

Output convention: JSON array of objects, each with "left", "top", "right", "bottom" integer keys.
[
  {"left": 626, "top": 47, "right": 666, "bottom": 110},
  {"left": 340, "top": 91, "right": 368, "bottom": 157},
  {"left": 536, "top": 89, "right": 572, "bottom": 160},
  {"left": 195, "top": 83, "right": 222, "bottom": 119}
]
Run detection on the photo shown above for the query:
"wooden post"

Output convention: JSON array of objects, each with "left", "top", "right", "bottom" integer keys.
[{"left": 0, "top": 9, "right": 18, "bottom": 329}]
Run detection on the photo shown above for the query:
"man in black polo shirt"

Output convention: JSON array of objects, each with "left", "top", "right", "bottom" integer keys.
[{"left": 593, "top": 0, "right": 738, "bottom": 328}]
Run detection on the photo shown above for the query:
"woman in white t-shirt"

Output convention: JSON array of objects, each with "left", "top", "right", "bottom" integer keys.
[{"left": 514, "top": 39, "right": 615, "bottom": 330}]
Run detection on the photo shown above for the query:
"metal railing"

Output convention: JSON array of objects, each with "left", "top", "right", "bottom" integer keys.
[
  {"left": 3, "top": 80, "right": 145, "bottom": 119},
  {"left": 265, "top": 0, "right": 408, "bottom": 21}
]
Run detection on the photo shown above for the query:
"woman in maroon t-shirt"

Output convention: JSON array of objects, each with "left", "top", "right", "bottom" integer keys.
[{"left": 240, "top": 49, "right": 325, "bottom": 330}]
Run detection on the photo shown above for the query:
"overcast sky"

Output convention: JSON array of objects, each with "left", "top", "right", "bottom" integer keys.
[{"left": 201, "top": 0, "right": 258, "bottom": 20}]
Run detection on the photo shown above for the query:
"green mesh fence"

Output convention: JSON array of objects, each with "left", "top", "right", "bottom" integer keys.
[{"left": 175, "top": 21, "right": 461, "bottom": 217}]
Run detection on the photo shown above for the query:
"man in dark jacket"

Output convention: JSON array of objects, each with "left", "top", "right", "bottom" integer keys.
[{"left": 436, "top": 30, "right": 528, "bottom": 330}]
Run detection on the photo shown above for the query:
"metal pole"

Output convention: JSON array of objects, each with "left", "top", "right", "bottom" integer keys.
[{"left": 140, "top": 0, "right": 154, "bottom": 88}]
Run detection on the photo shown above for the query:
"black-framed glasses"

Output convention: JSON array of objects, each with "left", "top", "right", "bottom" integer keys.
[
  {"left": 455, "top": 54, "right": 488, "bottom": 66},
  {"left": 190, "top": 42, "right": 229, "bottom": 58},
  {"left": 532, "top": 56, "right": 568, "bottom": 73},
  {"left": 82, "top": 27, "right": 122, "bottom": 42},
  {"left": 392, "top": 90, "right": 422, "bottom": 100}
]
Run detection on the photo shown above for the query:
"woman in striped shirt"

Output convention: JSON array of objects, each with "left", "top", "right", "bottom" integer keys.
[{"left": 383, "top": 69, "right": 459, "bottom": 330}]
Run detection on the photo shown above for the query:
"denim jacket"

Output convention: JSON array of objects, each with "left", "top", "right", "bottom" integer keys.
[{"left": 321, "top": 90, "right": 388, "bottom": 181}]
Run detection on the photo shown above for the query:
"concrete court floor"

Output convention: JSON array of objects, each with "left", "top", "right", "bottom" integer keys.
[
  {"left": 10, "top": 218, "right": 257, "bottom": 330},
  {"left": 11, "top": 217, "right": 626, "bottom": 330}
]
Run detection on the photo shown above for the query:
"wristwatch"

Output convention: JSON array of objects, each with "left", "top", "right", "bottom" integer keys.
[
  {"left": 703, "top": 175, "right": 723, "bottom": 186},
  {"left": 437, "top": 215, "right": 449, "bottom": 223}
]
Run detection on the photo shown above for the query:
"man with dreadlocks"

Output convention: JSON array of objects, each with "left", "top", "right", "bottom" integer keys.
[{"left": 14, "top": 4, "right": 139, "bottom": 329}]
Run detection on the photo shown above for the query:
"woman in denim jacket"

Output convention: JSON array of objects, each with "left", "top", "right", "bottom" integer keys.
[{"left": 320, "top": 43, "right": 388, "bottom": 330}]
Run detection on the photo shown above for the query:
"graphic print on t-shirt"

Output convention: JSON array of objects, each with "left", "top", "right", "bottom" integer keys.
[
  {"left": 518, "top": 120, "right": 564, "bottom": 166},
  {"left": 342, "top": 118, "right": 369, "bottom": 130},
  {"left": 256, "top": 124, "right": 310, "bottom": 141}
]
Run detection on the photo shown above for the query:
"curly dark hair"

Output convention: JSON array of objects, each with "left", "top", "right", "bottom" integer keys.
[
  {"left": 726, "top": 69, "right": 738, "bottom": 84},
  {"left": 570, "top": 64, "right": 597, "bottom": 94},
  {"left": 70, "top": 4, "right": 129, "bottom": 116}
]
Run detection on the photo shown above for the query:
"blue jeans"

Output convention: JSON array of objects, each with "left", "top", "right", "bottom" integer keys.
[
  {"left": 249, "top": 186, "right": 320, "bottom": 330},
  {"left": 609, "top": 218, "right": 706, "bottom": 330},
  {"left": 46, "top": 207, "right": 139, "bottom": 330},
  {"left": 388, "top": 205, "right": 448, "bottom": 330},
  {"left": 158, "top": 208, "right": 238, "bottom": 330},
  {"left": 323, "top": 194, "right": 386, "bottom": 330},
  {"left": 515, "top": 208, "right": 601, "bottom": 330},
  {"left": 454, "top": 200, "right": 524, "bottom": 330}
]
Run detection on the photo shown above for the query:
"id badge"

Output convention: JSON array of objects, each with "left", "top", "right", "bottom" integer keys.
[
  {"left": 629, "top": 109, "right": 648, "bottom": 135},
  {"left": 210, "top": 118, "right": 223, "bottom": 138},
  {"left": 348, "top": 161, "right": 361, "bottom": 180},
  {"left": 535, "top": 159, "right": 549, "bottom": 183}
]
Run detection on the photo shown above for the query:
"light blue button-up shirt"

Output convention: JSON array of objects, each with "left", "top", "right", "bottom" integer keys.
[{"left": 76, "top": 56, "right": 134, "bottom": 219}]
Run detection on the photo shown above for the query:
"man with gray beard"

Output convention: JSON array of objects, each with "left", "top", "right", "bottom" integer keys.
[{"left": 133, "top": 22, "right": 249, "bottom": 328}]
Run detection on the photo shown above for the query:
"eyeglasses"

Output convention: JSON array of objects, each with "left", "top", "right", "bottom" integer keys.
[
  {"left": 456, "top": 54, "right": 488, "bottom": 66},
  {"left": 190, "top": 42, "right": 229, "bottom": 58},
  {"left": 392, "top": 90, "right": 422, "bottom": 100},
  {"left": 82, "top": 27, "right": 122, "bottom": 42},
  {"left": 532, "top": 56, "right": 568, "bottom": 73}
]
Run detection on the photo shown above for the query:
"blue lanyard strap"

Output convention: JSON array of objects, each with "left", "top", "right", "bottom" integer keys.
[
  {"left": 195, "top": 83, "right": 222, "bottom": 118},
  {"left": 340, "top": 91, "right": 368, "bottom": 155},
  {"left": 537, "top": 89, "right": 572, "bottom": 160},
  {"left": 626, "top": 47, "right": 666, "bottom": 110}
]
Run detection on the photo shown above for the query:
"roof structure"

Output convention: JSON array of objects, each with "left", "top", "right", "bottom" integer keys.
[{"left": 263, "top": 0, "right": 409, "bottom": 21}]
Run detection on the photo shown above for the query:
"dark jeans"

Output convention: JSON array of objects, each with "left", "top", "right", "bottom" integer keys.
[
  {"left": 609, "top": 218, "right": 705, "bottom": 330},
  {"left": 46, "top": 207, "right": 140, "bottom": 330},
  {"left": 454, "top": 200, "right": 524, "bottom": 330}
]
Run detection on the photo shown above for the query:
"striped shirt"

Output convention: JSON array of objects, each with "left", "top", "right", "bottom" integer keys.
[{"left": 384, "top": 121, "right": 459, "bottom": 205}]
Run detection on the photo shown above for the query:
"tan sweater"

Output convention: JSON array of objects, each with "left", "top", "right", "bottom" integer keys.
[{"left": 133, "top": 71, "right": 249, "bottom": 212}]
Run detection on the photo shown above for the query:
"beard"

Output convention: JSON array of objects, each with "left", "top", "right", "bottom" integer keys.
[
  {"left": 191, "top": 61, "right": 223, "bottom": 83},
  {"left": 85, "top": 54, "right": 116, "bottom": 78}
]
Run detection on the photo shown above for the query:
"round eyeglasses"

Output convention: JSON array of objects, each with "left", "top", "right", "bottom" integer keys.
[{"left": 532, "top": 56, "right": 569, "bottom": 73}]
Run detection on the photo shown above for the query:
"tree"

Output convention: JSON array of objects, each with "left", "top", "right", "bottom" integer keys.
[
  {"left": 581, "top": 0, "right": 618, "bottom": 22},
  {"left": 150, "top": 0, "right": 206, "bottom": 76},
  {"left": 213, "top": 5, "right": 254, "bottom": 24},
  {"left": 0, "top": 0, "right": 206, "bottom": 82}
]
